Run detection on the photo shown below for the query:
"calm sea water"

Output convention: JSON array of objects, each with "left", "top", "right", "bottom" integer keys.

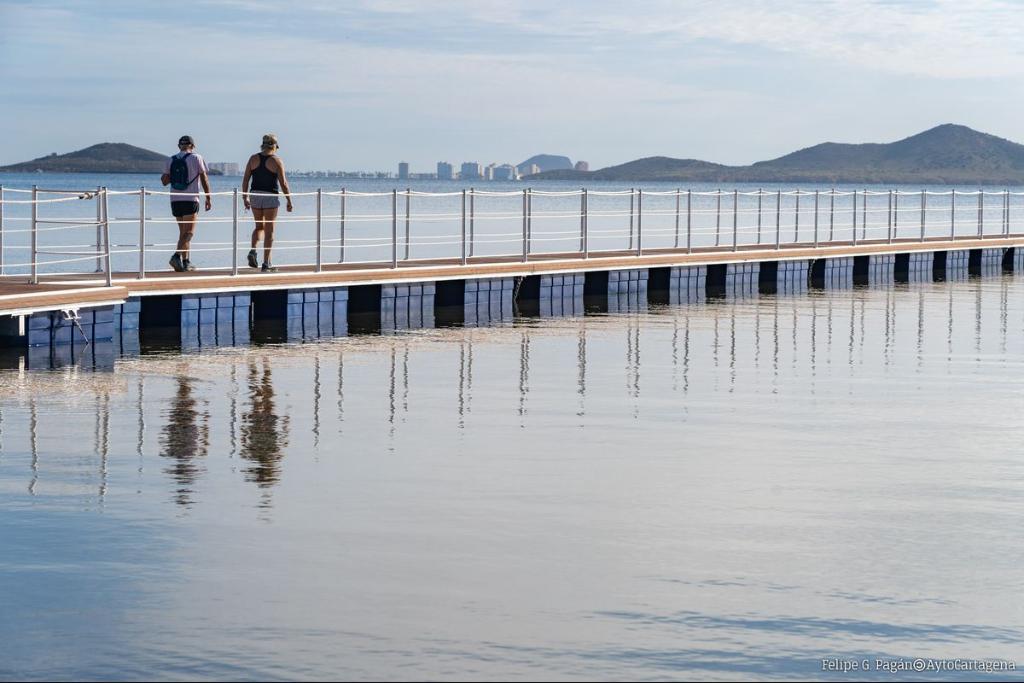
[{"left": 2, "top": 271, "right": 1024, "bottom": 680}]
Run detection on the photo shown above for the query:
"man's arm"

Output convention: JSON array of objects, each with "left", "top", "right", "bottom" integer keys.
[{"left": 200, "top": 172, "right": 212, "bottom": 211}]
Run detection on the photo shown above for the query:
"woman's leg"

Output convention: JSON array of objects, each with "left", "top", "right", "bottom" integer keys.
[
  {"left": 251, "top": 208, "right": 266, "bottom": 248},
  {"left": 261, "top": 209, "right": 278, "bottom": 264}
]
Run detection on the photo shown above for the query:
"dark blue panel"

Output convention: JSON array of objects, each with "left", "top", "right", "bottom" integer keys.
[
  {"left": 92, "top": 321, "right": 114, "bottom": 342},
  {"left": 119, "top": 312, "right": 140, "bottom": 330},
  {"left": 181, "top": 295, "right": 200, "bottom": 310},
  {"left": 198, "top": 308, "right": 217, "bottom": 325}
]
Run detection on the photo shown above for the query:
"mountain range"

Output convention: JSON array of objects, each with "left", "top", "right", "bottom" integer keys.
[
  {"left": 6, "top": 125, "right": 1024, "bottom": 183},
  {"left": 531, "top": 125, "right": 1024, "bottom": 184}
]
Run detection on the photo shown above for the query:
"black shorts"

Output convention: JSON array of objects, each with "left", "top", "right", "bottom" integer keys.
[{"left": 171, "top": 200, "right": 200, "bottom": 218}]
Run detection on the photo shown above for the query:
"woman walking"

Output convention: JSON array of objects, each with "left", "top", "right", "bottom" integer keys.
[{"left": 242, "top": 133, "right": 293, "bottom": 272}]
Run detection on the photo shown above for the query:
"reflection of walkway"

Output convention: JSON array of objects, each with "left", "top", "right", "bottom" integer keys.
[
  {"left": 240, "top": 357, "right": 290, "bottom": 489},
  {"left": 159, "top": 374, "right": 210, "bottom": 507}
]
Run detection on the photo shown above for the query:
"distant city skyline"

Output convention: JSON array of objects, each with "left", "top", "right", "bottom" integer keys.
[{"left": 4, "top": 2, "right": 1024, "bottom": 171}]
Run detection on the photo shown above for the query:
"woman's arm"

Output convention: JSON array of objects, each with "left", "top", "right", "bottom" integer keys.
[
  {"left": 276, "top": 158, "right": 293, "bottom": 212},
  {"left": 241, "top": 155, "right": 254, "bottom": 210}
]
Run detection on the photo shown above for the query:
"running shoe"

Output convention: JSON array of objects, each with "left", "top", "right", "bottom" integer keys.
[
  {"left": 183, "top": 259, "right": 197, "bottom": 272},
  {"left": 169, "top": 253, "right": 185, "bottom": 272},
  {"left": 247, "top": 249, "right": 259, "bottom": 269},
  {"left": 261, "top": 262, "right": 277, "bottom": 273}
]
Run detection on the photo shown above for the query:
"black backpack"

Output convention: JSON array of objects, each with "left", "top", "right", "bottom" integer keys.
[{"left": 169, "top": 153, "right": 193, "bottom": 191}]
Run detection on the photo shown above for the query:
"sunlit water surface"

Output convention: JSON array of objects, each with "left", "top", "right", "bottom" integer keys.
[{"left": 2, "top": 277, "right": 1024, "bottom": 680}]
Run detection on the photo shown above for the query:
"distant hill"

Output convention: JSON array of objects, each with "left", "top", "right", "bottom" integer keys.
[
  {"left": 516, "top": 154, "right": 573, "bottom": 174},
  {"left": 529, "top": 125, "right": 1024, "bottom": 184},
  {"left": 0, "top": 143, "right": 167, "bottom": 173}
]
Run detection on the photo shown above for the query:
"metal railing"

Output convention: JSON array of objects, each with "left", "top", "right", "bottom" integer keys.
[{"left": 0, "top": 186, "right": 1021, "bottom": 286}]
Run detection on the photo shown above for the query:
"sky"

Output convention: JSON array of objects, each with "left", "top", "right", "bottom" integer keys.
[{"left": 2, "top": 0, "right": 1024, "bottom": 172}]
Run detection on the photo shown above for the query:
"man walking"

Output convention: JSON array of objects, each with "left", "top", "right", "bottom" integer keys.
[{"left": 161, "top": 135, "right": 211, "bottom": 272}]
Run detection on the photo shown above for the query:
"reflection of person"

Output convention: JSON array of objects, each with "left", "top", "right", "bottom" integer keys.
[
  {"left": 241, "top": 133, "right": 293, "bottom": 273},
  {"left": 160, "top": 135, "right": 212, "bottom": 272},
  {"left": 240, "top": 357, "right": 289, "bottom": 488},
  {"left": 159, "top": 375, "right": 210, "bottom": 506}
]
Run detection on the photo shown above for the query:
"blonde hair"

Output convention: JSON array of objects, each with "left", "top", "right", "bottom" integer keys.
[{"left": 261, "top": 133, "right": 279, "bottom": 151}]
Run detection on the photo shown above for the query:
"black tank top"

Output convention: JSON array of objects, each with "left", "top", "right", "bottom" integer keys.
[{"left": 251, "top": 154, "right": 279, "bottom": 194}]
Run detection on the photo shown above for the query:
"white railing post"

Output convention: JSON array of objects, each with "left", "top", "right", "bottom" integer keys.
[
  {"left": 637, "top": 188, "right": 643, "bottom": 256},
  {"left": 862, "top": 189, "right": 868, "bottom": 240},
  {"left": 404, "top": 188, "right": 410, "bottom": 261},
  {"left": 920, "top": 190, "right": 926, "bottom": 242},
  {"left": 628, "top": 188, "right": 634, "bottom": 250},
  {"left": 715, "top": 189, "right": 722, "bottom": 246},
  {"left": 732, "top": 189, "right": 738, "bottom": 252},
  {"left": 30, "top": 185, "right": 38, "bottom": 285},
  {"left": 391, "top": 189, "right": 398, "bottom": 268},
  {"left": 101, "top": 188, "right": 112, "bottom": 287},
  {"left": 315, "top": 188, "right": 323, "bottom": 272},
  {"left": 461, "top": 189, "right": 467, "bottom": 265},
  {"left": 231, "top": 188, "right": 239, "bottom": 275},
  {"left": 852, "top": 190, "right": 858, "bottom": 246},
  {"left": 757, "top": 188, "right": 763, "bottom": 244},
  {"left": 674, "top": 189, "right": 681, "bottom": 249},
  {"left": 580, "top": 189, "right": 586, "bottom": 253},
  {"left": 775, "top": 189, "right": 781, "bottom": 250},
  {"left": 978, "top": 191, "right": 984, "bottom": 237},
  {"left": 521, "top": 189, "right": 528, "bottom": 262},
  {"left": 94, "top": 186, "right": 102, "bottom": 273},
  {"left": 950, "top": 189, "right": 955, "bottom": 239},
  {"left": 138, "top": 187, "right": 146, "bottom": 279},
  {"left": 686, "top": 189, "right": 692, "bottom": 253},
  {"left": 469, "top": 187, "right": 475, "bottom": 257},
  {"left": 1003, "top": 189, "right": 1011, "bottom": 237},
  {"left": 830, "top": 189, "right": 835, "bottom": 242},
  {"left": 583, "top": 188, "right": 589, "bottom": 258},
  {"left": 894, "top": 191, "right": 899, "bottom": 239},
  {"left": 888, "top": 190, "right": 894, "bottom": 243},
  {"left": 339, "top": 187, "right": 346, "bottom": 263},
  {"left": 527, "top": 188, "right": 533, "bottom": 255}
]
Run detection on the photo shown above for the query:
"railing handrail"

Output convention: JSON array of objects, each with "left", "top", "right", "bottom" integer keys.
[{"left": 4, "top": 185, "right": 1024, "bottom": 287}]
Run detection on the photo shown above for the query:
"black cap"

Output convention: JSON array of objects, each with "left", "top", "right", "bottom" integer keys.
[{"left": 178, "top": 135, "right": 195, "bottom": 146}]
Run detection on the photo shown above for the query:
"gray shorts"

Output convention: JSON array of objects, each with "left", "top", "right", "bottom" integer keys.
[{"left": 249, "top": 192, "right": 281, "bottom": 210}]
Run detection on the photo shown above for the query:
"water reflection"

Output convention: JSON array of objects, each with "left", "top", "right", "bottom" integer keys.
[
  {"left": 240, "top": 356, "right": 289, "bottom": 493},
  {"left": 159, "top": 374, "right": 210, "bottom": 507}
]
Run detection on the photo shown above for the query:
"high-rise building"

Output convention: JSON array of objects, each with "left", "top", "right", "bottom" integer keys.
[
  {"left": 484, "top": 163, "right": 497, "bottom": 181},
  {"left": 574, "top": 161, "right": 589, "bottom": 172},
  {"left": 398, "top": 162, "right": 409, "bottom": 180},
  {"left": 492, "top": 164, "right": 517, "bottom": 181},
  {"left": 437, "top": 161, "right": 454, "bottom": 180},
  {"left": 460, "top": 162, "right": 482, "bottom": 180}
]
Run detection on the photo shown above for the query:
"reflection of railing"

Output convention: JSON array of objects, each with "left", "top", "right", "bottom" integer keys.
[{"left": 1, "top": 186, "right": 1023, "bottom": 286}]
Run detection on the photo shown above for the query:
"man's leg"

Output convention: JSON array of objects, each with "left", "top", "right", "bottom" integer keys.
[{"left": 176, "top": 215, "right": 196, "bottom": 259}]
